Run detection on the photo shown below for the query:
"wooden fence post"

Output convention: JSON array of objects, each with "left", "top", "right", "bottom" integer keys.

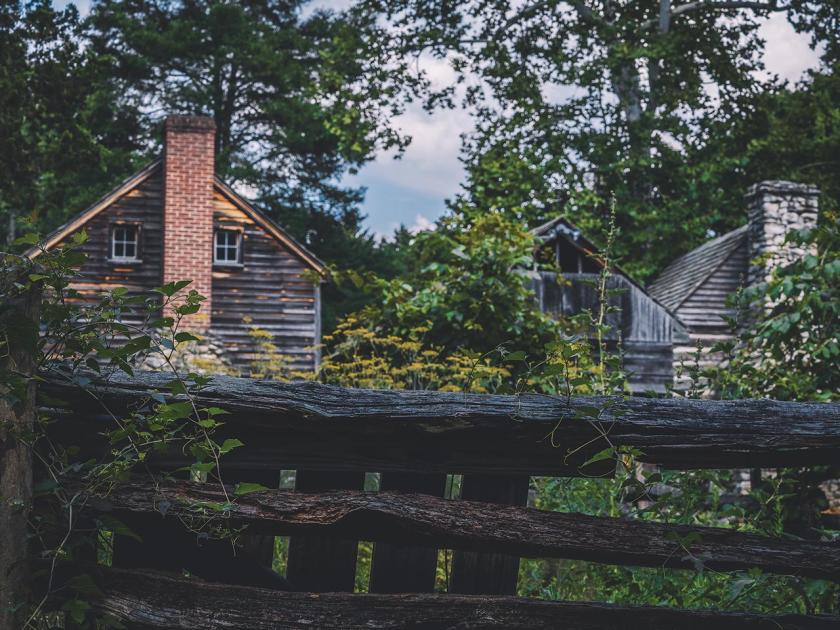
[
  {"left": 369, "top": 472, "right": 447, "bottom": 593},
  {"left": 285, "top": 470, "right": 365, "bottom": 591},
  {"left": 223, "top": 469, "right": 280, "bottom": 568},
  {"left": 1, "top": 285, "right": 40, "bottom": 628},
  {"left": 450, "top": 474, "right": 530, "bottom": 595}
]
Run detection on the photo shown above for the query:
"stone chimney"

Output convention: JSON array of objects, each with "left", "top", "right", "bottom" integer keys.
[
  {"left": 163, "top": 115, "right": 216, "bottom": 331},
  {"left": 746, "top": 180, "right": 819, "bottom": 285}
]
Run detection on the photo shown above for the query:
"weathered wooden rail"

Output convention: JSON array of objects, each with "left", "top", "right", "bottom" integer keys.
[{"left": 30, "top": 368, "right": 840, "bottom": 627}]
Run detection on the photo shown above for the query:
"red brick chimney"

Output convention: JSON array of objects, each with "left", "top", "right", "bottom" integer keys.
[{"left": 163, "top": 115, "right": 216, "bottom": 331}]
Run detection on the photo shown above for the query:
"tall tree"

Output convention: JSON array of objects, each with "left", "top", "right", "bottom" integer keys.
[
  {"left": 706, "top": 62, "right": 840, "bottom": 217},
  {"left": 84, "top": 0, "right": 419, "bottom": 257},
  {"left": 0, "top": 1, "right": 143, "bottom": 244},
  {"left": 368, "top": 1, "right": 829, "bottom": 279}
]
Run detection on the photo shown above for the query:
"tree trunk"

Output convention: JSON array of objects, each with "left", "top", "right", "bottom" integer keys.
[{"left": 0, "top": 285, "right": 40, "bottom": 628}]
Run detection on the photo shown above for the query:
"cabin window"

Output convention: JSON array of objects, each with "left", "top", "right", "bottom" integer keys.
[
  {"left": 214, "top": 229, "right": 241, "bottom": 265},
  {"left": 111, "top": 225, "right": 139, "bottom": 261}
]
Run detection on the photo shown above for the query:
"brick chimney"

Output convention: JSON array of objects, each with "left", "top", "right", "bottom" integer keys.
[
  {"left": 746, "top": 180, "right": 819, "bottom": 285},
  {"left": 163, "top": 115, "right": 216, "bottom": 331}
]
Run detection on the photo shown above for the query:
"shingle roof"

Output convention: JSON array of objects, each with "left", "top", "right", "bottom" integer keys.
[{"left": 648, "top": 225, "right": 748, "bottom": 312}]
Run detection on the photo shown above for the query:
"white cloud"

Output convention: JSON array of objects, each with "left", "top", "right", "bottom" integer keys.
[
  {"left": 409, "top": 213, "right": 436, "bottom": 234},
  {"left": 757, "top": 12, "right": 822, "bottom": 83},
  {"left": 352, "top": 55, "right": 472, "bottom": 200}
]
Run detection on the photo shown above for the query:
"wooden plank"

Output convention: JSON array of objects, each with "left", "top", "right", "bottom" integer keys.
[
  {"left": 83, "top": 479, "right": 840, "bottom": 582},
  {"left": 39, "top": 368, "right": 840, "bottom": 473},
  {"left": 0, "top": 285, "right": 40, "bottom": 628},
  {"left": 82, "top": 567, "right": 840, "bottom": 629},
  {"left": 222, "top": 469, "right": 279, "bottom": 568},
  {"left": 451, "top": 475, "right": 530, "bottom": 594},
  {"left": 109, "top": 511, "right": 290, "bottom": 589},
  {"left": 369, "top": 473, "right": 447, "bottom": 593},
  {"left": 285, "top": 470, "right": 365, "bottom": 592}
]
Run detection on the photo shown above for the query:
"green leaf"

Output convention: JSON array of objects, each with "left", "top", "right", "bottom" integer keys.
[
  {"left": 581, "top": 447, "right": 614, "bottom": 468},
  {"left": 175, "top": 331, "right": 200, "bottom": 343},
  {"left": 235, "top": 482, "right": 270, "bottom": 496},
  {"left": 575, "top": 405, "right": 602, "bottom": 418},
  {"left": 219, "top": 438, "right": 244, "bottom": 454},
  {"left": 13, "top": 233, "right": 40, "bottom": 246},
  {"left": 63, "top": 598, "right": 91, "bottom": 624},
  {"left": 190, "top": 462, "right": 216, "bottom": 474},
  {"left": 176, "top": 303, "right": 200, "bottom": 316}
]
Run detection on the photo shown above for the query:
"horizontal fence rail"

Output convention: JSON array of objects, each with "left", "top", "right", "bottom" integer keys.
[
  {"left": 71, "top": 567, "right": 840, "bottom": 630},
  {"left": 33, "top": 367, "right": 840, "bottom": 628},
  {"left": 86, "top": 479, "right": 840, "bottom": 582},
  {"left": 39, "top": 368, "right": 840, "bottom": 474}
]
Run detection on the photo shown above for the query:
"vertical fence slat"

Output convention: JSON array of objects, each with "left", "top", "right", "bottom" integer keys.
[
  {"left": 450, "top": 474, "right": 530, "bottom": 595},
  {"left": 369, "top": 472, "right": 447, "bottom": 593},
  {"left": 285, "top": 470, "right": 365, "bottom": 591},
  {"left": 0, "top": 286, "right": 39, "bottom": 628},
  {"left": 223, "top": 469, "right": 280, "bottom": 569}
]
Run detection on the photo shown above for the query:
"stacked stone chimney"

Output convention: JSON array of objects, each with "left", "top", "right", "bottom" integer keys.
[
  {"left": 163, "top": 116, "right": 216, "bottom": 330},
  {"left": 746, "top": 180, "right": 819, "bottom": 286}
]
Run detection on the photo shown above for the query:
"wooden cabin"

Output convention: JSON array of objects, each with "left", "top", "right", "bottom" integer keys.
[
  {"left": 648, "top": 181, "right": 820, "bottom": 387},
  {"left": 530, "top": 217, "right": 688, "bottom": 394},
  {"left": 27, "top": 116, "right": 325, "bottom": 373}
]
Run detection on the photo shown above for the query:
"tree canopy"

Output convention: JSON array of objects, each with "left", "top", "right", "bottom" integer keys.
[{"left": 365, "top": 0, "right": 838, "bottom": 279}]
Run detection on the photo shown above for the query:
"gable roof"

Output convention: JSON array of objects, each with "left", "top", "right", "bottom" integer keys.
[
  {"left": 532, "top": 216, "right": 603, "bottom": 263},
  {"left": 26, "top": 159, "right": 326, "bottom": 275},
  {"left": 212, "top": 178, "right": 325, "bottom": 273},
  {"left": 532, "top": 215, "right": 685, "bottom": 327},
  {"left": 648, "top": 224, "right": 748, "bottom": 312},
  {"left": 28, "top": 159, "right": 163, "bottom": 257}
]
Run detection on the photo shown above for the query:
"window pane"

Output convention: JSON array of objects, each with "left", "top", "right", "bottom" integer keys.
[
  {"left": 215, "top": 230, "right": 239, "bottom": 263},
  {"left": 113, "top": 226, "right": 137, "bottom": 259}
]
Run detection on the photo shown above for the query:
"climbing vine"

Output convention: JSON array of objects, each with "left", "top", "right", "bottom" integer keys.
[{"left": 1, "top": 232, "right": 254, "bottom": 627}]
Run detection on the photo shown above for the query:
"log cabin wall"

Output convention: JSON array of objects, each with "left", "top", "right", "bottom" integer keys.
[
  {"left": 210, "top": 190, "right": 319, "bottom": 373},
  {"left": 52, "top": 166, "right": 165, "bottom": 326},
  {"left": 529, "top": 271, "right": 681, "bottom": 393},
  {"left": 671, "top": 238, "right": 748, "bottom": 388},
  {"left": 47, "top": 167, "right": 320, "bottom": 374}
]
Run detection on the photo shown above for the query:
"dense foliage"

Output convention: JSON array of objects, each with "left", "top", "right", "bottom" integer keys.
[
  {"left": 363, "top": 0, "right": 840, "bottom": 280},
  {"left": 84, "top": 0, "right": 415, "bottom": 246},
  {"left": 0, "top": 1, "right": 144, "bottom": 245},
  {"left": 712, "top": 217, "right": 840, "bottom": 402},
  {"left": 319, "top": 212, "right": 610, "bottom": 394}
]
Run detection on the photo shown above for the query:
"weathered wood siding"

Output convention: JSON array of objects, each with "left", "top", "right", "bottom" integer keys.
[
  {"left": 672, "top": 242, "right": 748, "bottom": 389},
  {"left": 529, "top": 272, "right": 678, "bottom": 393},
  {"left": 674, "top": 244, "right": 748, "bottom": 335},
  {"left": 211, "top": 192, "right": 319, "bottom": 372},
  {"left": 51, "top": 168, "right": 319, "bottom": 373},
  {"left": 53, "top": 167, "right": 165, "bottom": 324}
]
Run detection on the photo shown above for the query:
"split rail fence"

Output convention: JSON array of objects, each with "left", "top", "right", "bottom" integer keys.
[{"left": 19, "top": 367, "right": 839, "bottom": 629}]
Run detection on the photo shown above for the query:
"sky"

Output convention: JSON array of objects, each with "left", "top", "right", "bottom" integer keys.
[{"left": 53, "top": 1, "right": 822, "bottom": 238}]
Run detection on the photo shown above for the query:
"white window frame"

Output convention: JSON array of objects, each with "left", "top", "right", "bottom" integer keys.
[
  {"left": 214, "top": 229, "right": 241, "bottom": 265},
  {"left": 111, "top": 224, "right": 139, "bottom": 261}
]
